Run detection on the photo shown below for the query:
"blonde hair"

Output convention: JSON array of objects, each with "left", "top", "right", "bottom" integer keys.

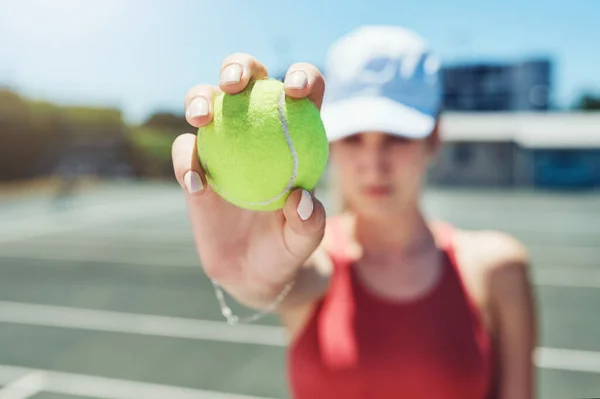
[{"left": 325, "top": 160, "right": 350, "bottom": 215}]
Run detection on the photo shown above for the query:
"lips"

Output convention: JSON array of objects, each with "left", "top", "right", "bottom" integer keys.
[{"left": 364, "top": 185, "right": 392, "bottom": 197}]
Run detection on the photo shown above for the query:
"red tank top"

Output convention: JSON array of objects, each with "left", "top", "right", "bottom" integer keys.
[{"left": 287, "top": 217, "right": 493, "bottom": 399}]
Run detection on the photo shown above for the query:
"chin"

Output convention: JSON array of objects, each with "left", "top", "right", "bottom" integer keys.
[{"left": 356, "top": 197, "right": 399, "bottom": 218}]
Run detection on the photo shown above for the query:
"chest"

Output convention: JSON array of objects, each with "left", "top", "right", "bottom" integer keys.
[{"left": 289, "top": 269, "right": 492, "bottom": 399}]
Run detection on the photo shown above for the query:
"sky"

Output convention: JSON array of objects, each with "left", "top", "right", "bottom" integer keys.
[{"left": 1, "top": 0, "right": 599, "bottom": 124}]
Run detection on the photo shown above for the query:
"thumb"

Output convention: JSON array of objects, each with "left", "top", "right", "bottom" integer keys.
[
  {"left": 282, "top": 188, "right": 326, "bottom": 261},
  {"left": 172, "top": 133, "right": 209, "bottom": 197}
]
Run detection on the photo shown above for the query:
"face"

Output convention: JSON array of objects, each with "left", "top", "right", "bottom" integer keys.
[{"left": 330, "top": 128, "right": 439, "bottom": 219}]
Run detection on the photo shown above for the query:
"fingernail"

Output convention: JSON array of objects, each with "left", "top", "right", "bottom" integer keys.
[
  {"left": 297, "top": 190, "right": 314, "bottom": 221},
  {"left": 285, "top": 70, "right": 308, "bottom": 89},
  {"left": 184, "top": 170, "right": 203, "bottom": 193},
  {"left": 186, "top": 97, "right": 209, "bottom": 118},
  {"left": 221, "top": 63, "right": 243, "bottom": 85}
]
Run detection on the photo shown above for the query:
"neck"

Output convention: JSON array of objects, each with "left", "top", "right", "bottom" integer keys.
[
  {"left": 349, "top": 203, "right": 445, "bottom": 299},
  {"left": 353, "top": 203, "right": 436, "bottom": 260}
]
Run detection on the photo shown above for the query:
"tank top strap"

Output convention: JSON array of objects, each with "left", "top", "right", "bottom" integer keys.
[
  {"left": 318, "top": 214, "right": 359, "bottom": 369},
  {"left": 429, "top": 219, "right": 454, "bottom": 250},
  {"left": 324, "top": 214, "right": 354, "bottom": 268},
  {"left": 433, "top": 220, "right": 492, "bottom": 352},
  {"left": 430, "top": 219, "right": 465, "bottom": 283}
]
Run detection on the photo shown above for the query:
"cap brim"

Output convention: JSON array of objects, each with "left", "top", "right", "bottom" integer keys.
[{"left": 320, "top": 96, "right": 435, "bottom": 142}]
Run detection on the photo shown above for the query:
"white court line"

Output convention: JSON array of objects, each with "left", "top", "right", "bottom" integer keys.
[
  {"left": 0, "top": 372, "right": 47, "bottom": 399},
  {"left": 0, "top": 301, "right": 287, "bottom": 347},
  {"left": 2, "top": 301, "right": 600, "bottom": 374},
  {"left": 535, "top": 347, "right": 600, "bottom": 374},
  {"left": 0, "top": 194, "right": 182, "bottom": 244},
  {"left": 0, "top": 355, "right": 596, "bottom": 399},
  {"left": 4, "top": 248, "right": 600, "bottom": 289},
  {"left": 0, "top": 252, "right": 198, "bottom": 268},
  {"left": 0, "top": 364, "right": 275, "bottom": 399},
  {"left": 534, "top": 269, "right": 600, "bottom": 289}
]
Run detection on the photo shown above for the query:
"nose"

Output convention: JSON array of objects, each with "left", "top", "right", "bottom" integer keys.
[{"left": 359, "top": 141, "right": 388, "bottom": 180}]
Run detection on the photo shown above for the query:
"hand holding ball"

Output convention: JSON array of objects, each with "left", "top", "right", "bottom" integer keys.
[{"left": 197, "top": 78, "right": 329, "bottom": 211}]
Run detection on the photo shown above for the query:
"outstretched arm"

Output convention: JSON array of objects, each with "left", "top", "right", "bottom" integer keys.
[{"left": 172, "top": 53, "right": 332, "bottom": 324}]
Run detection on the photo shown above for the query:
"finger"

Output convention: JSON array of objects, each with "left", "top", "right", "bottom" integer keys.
[
  {"left": 282, "top": 188, "right": 326, "bottom": 260},
  {"left": 172, "top": 133, "right": 241, "bottom": 281},
  {"left": 219, "top": 53, "right": 269, "bottom": 94},
  {"left": 172, "top": 133, "right": 208, "bottom": 197},
  {"left": 283, "top": 63, "right": 326, "bottom": 110},
  {"left": 184, "top": 85, "right": 222, "bottom": 128}
]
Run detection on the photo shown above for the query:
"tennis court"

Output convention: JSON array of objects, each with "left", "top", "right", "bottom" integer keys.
[{"left": 0, "top": 180, "right": 599, "bottom": 398}]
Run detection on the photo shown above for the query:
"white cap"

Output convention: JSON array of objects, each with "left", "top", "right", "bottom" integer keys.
[{"left": 321, "top": 25, "right": 442, "bottom": 142}]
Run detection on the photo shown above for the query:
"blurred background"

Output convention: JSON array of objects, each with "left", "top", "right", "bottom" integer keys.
[{"left": 1, "top": 0, "right": 599, "bottom": 398}]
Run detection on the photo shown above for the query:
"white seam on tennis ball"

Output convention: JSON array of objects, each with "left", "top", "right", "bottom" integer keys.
[{"left": 200, "top": 89, "right": 299, "bottom": 206}]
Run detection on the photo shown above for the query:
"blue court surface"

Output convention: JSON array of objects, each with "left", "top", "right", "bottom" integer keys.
[{"left": 0, "top": 180, "right": 599, "bottom": 398}]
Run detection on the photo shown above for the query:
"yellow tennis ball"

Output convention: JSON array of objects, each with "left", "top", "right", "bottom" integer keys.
[{"left": 197, "top": 78, "right": 329, "bottom": 211}]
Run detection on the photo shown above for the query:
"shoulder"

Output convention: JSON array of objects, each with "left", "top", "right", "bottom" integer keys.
[
  {"left": 455, "top": 228, "right": 530, "bottom": 281},
  {"left": 460, "top": 229, "right": 529, "bottom": 268},
  {"left": 302, "top": 213, "right": 353, "bottom": 277},
  {"left": 453, "top": 228, "right": 533, "bottom": 309},
  {"left": 448, "top": 227, "right": 535, "bottom": 335},
  {"left": 431, "top": 221, "right": 530, "bottom": 286},
  {"left": 322, "top": 213, "right": 361, "bottom": 262}
]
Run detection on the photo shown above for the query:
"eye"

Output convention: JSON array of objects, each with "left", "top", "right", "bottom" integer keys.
[
  {"left": 342, "top": 134, "right": 362, "bottom": 145},
  {"left": 387, "top": 135, "right": 411, "bottom": 145}
]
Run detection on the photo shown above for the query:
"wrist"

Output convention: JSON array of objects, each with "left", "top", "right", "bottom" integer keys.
[{"left": 210, "top": 275, "right": 297, "bottom": 325}]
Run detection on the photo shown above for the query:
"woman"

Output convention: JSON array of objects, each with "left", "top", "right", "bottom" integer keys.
[{"left": 172, "top": 25, "right": 537, "bottom": 399}]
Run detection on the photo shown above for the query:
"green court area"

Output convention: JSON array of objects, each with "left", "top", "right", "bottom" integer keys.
[{"left": 0, "top": 180, "right": 599, "bottom": 398}]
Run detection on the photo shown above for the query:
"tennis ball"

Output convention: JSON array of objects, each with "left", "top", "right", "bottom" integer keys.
[{"left": 197, "top": 78, "right": 329, "bottom": 211}]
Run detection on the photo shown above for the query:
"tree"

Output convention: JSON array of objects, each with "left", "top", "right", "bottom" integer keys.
[
  {"left": 142, "top": 112, "right": 190, "bottom": 135},
  {"left": 574, "top": 93, "right": 600, "bottom": 111}
]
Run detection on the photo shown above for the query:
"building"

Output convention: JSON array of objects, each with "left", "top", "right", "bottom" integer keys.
[
  {"left": 515, "top": 114, "right": 600, "bottom": 189},
  {"left": 428, "top": 114, "right": 517, "bottom": 187},
  {"left": 430, "top": 112, "right": 600, "bottom": 189},
  {"left": 441, "top": 59, "right": 552, "bottom": 112}
]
